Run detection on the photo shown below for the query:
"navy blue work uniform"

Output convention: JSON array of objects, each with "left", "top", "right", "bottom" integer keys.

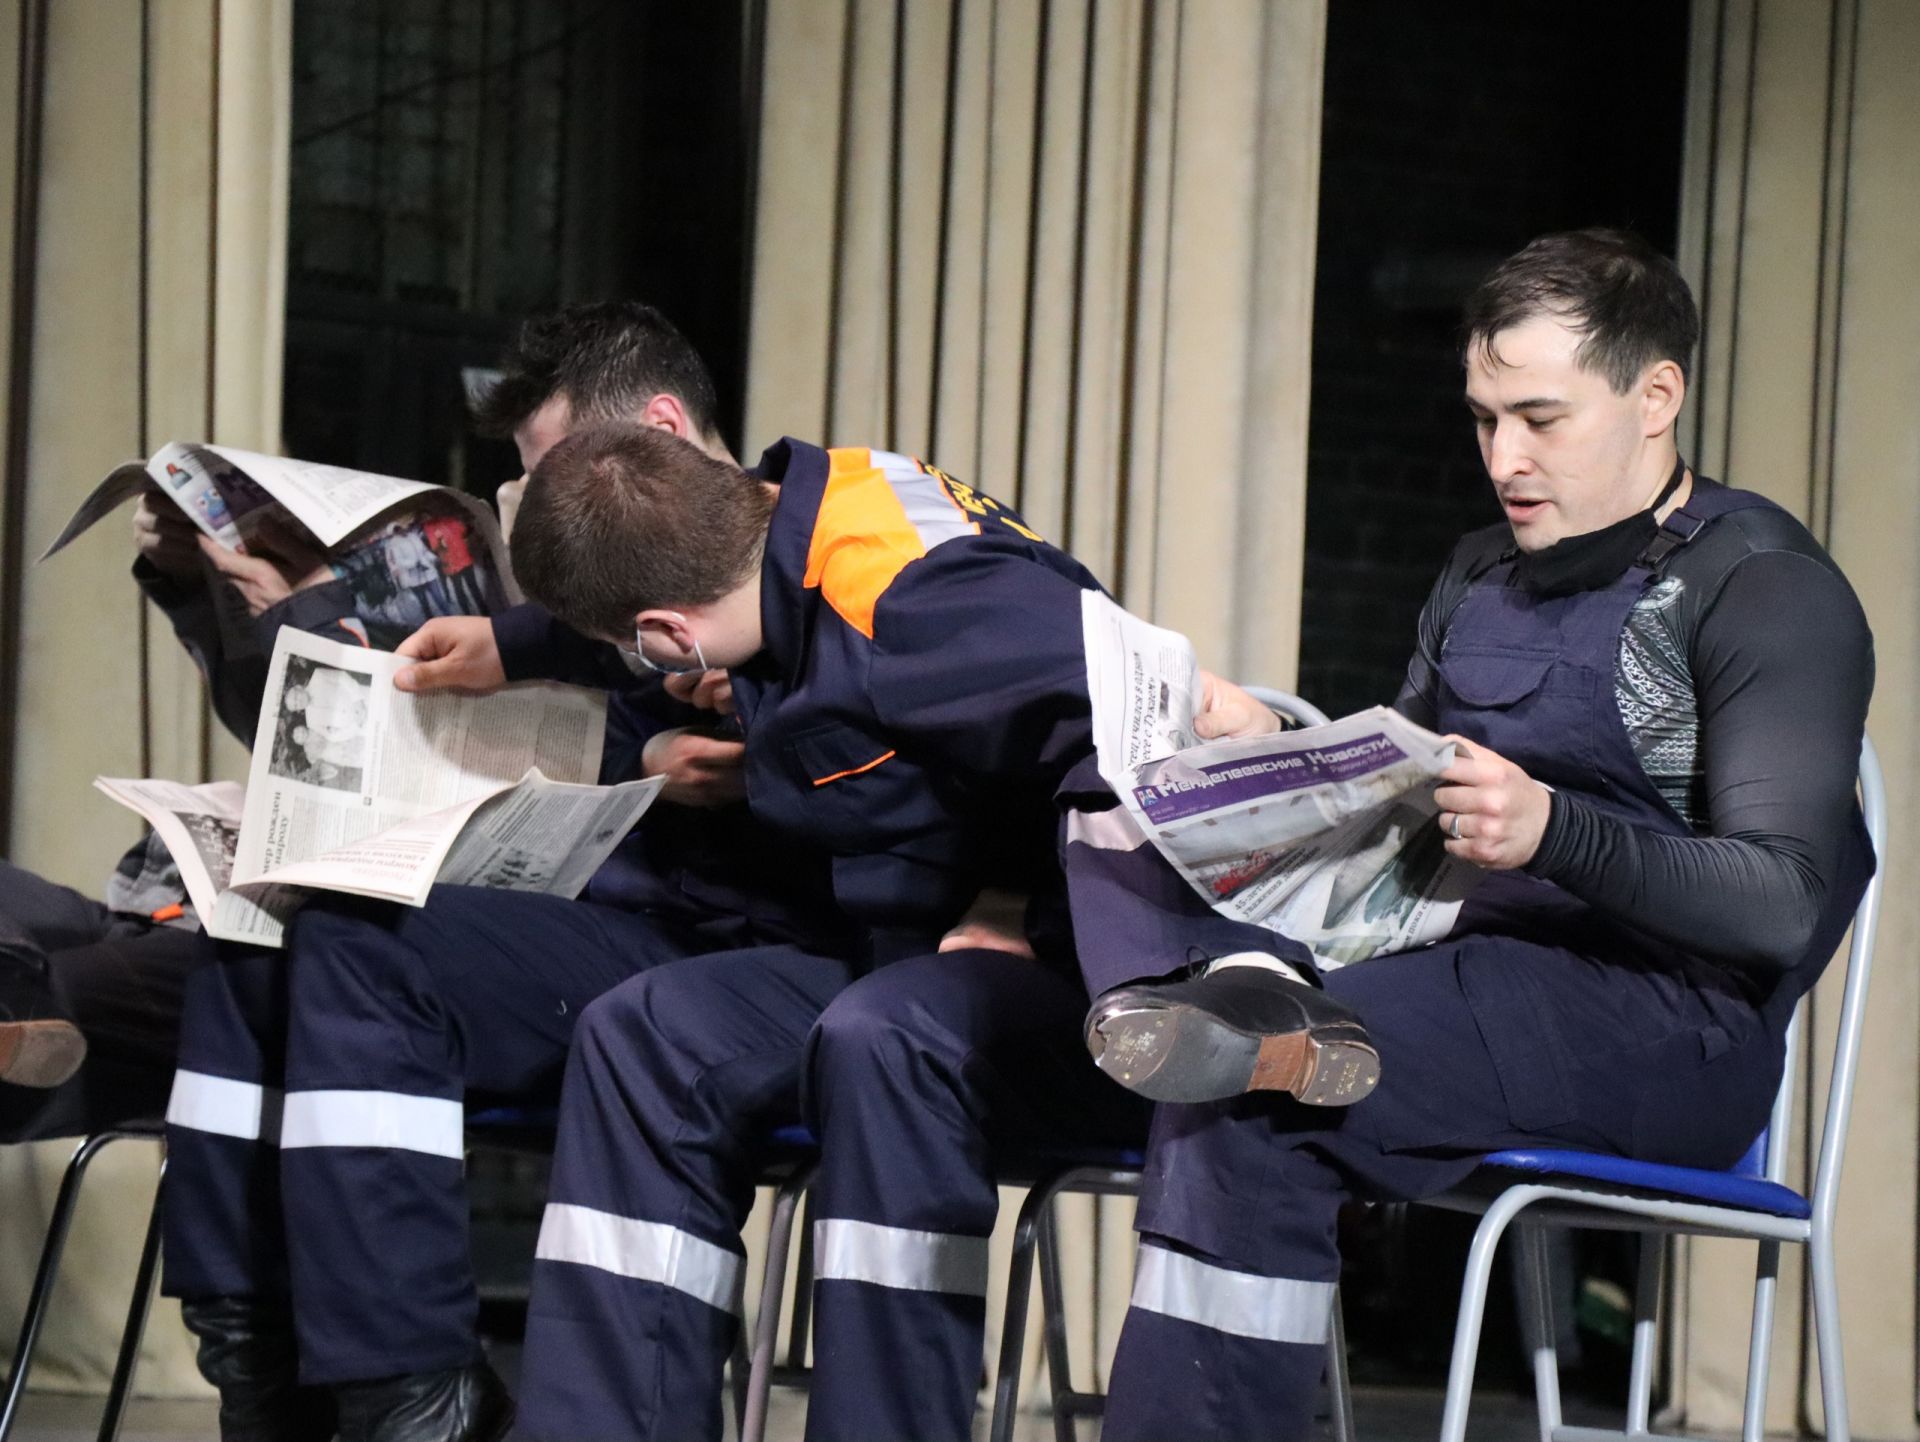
[
  {"left": 1083, "top": 486, "right": 1876, "bottom": 1441},
  {"left": 517, "top": 443, "right": 1148, "bottom": 1442},
  {"left": 159, "top": 677, "right": 847, "bottom": 1385}
]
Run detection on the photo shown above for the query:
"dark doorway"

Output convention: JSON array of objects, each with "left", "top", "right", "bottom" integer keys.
[
  {"left": 281, "top": 0, "right": 759, "bottom": 495},
  {"left": 1299, "top": 0, "right": 1691, "bottom": 1401},
  {"left": 1298, "top": 0, "right": 1690, "bottom": 718}
]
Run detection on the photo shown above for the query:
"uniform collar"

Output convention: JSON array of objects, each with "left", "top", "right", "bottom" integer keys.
[{"left": 751, "top": 437, "right": 832, "bottom": 682}]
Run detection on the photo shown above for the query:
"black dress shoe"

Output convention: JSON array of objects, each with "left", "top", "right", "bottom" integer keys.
[
  {"left": 1085, "top": 965, "right": 1380, "bottom": 1105},
  {"left": 181, "top": 1297, "right": 337, "bottom": 1442},
  {"left": 335, "top": 1361, "right": 515, "bottom": 1442},
  {"left": 0, "top": 949, "right": 85, "bottom": 1089}
]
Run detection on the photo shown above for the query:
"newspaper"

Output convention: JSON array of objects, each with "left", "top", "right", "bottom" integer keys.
[
  {"left": 40, "top": 442, "right": 520, "bottom": 654},
  {"left": 97, "top": 628, "right": 662, "bottom": 947},
  {"left": 1083, "top": 592, "right": 1480, "bottom": 968}
]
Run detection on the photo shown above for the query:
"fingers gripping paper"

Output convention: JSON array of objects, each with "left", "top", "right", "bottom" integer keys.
[{"left": 1081, "top": 592, "right": 1480, "bottom": 968}]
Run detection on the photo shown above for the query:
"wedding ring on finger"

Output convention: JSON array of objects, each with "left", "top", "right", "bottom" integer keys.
[{"left": 1448, "top": 812, "right": 1463, "bottom": 840}]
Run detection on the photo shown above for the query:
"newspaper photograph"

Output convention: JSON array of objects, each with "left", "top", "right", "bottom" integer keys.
[
  {"left": 39, "top": 442, "right": 520, "bottom": 651},
  {"left": 90, "top": 778, "right": 247, "bottom": 923},
  {"left": 1082, "top": 591, "right": 1480, "bottom": 968},
  {"left": 94, "top": 627, "right": 656, "bottom": 948}
]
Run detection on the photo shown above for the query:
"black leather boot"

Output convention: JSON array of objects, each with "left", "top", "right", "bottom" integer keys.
[
  {"left": 180, "top": 1297, "right": 338, "bottom": 1442},
  {"left": 1085, "top": 964, "right": 1380, "bottom": 1105},
  {"left": 0, "top": 945, "right": 85, "bottom": 1088},
  {"left": 334, "top": 1361, "right": 515, "bottom": 1442}
]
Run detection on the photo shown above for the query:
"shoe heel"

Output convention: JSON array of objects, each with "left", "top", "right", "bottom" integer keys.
[
  {"left": 1291, "top": 1037, "right": 1380, "bottom": 1107},
  {"left": 0, "top": 1021, "right": 87, "bottom": 1088}
]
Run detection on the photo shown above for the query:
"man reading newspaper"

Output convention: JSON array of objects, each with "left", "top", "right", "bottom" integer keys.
[
  {"left": 1068, "top": 230, "right": 1877, "bottom": 1441},
  {"left": 0, "top": 449, "right": 493, "bottom": 1141},
  {"left": 436, "top": 231, "right": 1873, "bottom": 1442},
  {"left": 157, "top": 303, "right": 851, "bottom": 1442}
]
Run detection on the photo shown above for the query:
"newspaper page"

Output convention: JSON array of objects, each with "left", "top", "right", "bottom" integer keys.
[
  {"left": 253, "top": 770, "right": 661, "bottom": 907},
  {"left": 91, "top": 778, "right": 247, "bottom": 922},
  {"left": 39, "top": 442, "right": 520, "bottom": 609},
  {"left": 206, "top": 627, "right": 613, "bottom": 946},
  {"left": 1081, "top": 591, "right": 1480, "bottom": 968}
]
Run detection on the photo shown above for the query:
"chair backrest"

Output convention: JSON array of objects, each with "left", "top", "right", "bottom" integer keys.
[
  {"left": 1794, "top": 737, "right": 1887, "bottom": 1222},
  {"left": 1740, "top": 738, "right": 1885, "bottom": 1193},
  {"left": 1243, "top": 686, "right": 1331, "bottom": 729}
]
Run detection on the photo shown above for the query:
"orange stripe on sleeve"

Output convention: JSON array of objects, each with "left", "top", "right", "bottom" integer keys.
[{"left": 804, "top": 449, "right": 929, "bottom": 638}]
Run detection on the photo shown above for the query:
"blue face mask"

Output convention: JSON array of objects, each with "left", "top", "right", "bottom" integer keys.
[{"left": 621, "top": 612, "right": 711, "bottom": 676}]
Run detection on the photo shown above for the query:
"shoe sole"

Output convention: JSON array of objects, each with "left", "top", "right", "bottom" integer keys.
[
  {"left": 1090, "top": 1003, "right": 1379, "bottom": 1106},
  {"left": 0, "top": 1019, "right": 87, "bottom": 1089}
]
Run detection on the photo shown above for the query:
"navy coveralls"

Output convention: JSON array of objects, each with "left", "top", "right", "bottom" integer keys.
[
  {"left": 1083, "top": 487, "right": 1876, "bottom": 1441},
  {"left": 517, "top": 443, "right": 1148, "bottom": 1442},
  {"left": 159, "top": 677, "right": 844, "bottom": 1385}
]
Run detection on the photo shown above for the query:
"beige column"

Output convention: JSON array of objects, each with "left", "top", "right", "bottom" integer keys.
[
  {"left": 742, "top": 0, "right": 1327, "bottom": 1403},
  {"left": 0, "top": 0, "right": 291, "bottom": 1393},
  {"left": 1672, "top": 0, "right": 1920, "bottom": 1434}
]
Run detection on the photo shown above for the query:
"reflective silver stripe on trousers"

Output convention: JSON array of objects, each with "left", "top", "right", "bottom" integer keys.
[
  {"left": 1130, "top": 1243, "right": 1336, "bottom": 1344},
  {"left": 1066, "top": 806, "right": 1149, "bottom": 852},
  {"left": 812, "top": 1218, "right": 991, "bottom": 1297},
  {"left": 279, "top": 1089, "right": 465, "bottom": 1159},
  {"left": 166, "top": 1069, "right": 282, "bottom": 1143},
  {"left": 536, "top": 1203, "right": 744, "bottom": 1315}
]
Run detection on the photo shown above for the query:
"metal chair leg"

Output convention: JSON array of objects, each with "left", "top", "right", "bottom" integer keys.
[
  {"left": 1808, "top": 1224, "right": 1851, "bottom": 1442},
  {"left": 742, "top": 1169, "right": 813, "bottom": 1442},
  {"left": 786, "top": 1190, "right": 817, "bottom": 1368},
  {"left": 1514, "top": 1221, "right": 1563, "bottom": 1442},
  {"left": 1624, "top": 1234, "right": 1662, "bottom": 1437},
  {"left": 1740, "top": 1240, "right": 1780, "bottom": 1442},
  {"left": 987, "top": 1180, "right": 1050, "bottom": 1442},
  {"left": 1325, "top": 1287, "right": 1355, "bottom": 1442},
  {"left": 1035, "top": 1199, "right": 1078, "bottom": 1442},
  {"left": 0, "top": 1131, "right": 146, "bottom": 1442},
  {"left": 1438, "top": 1187, "right": 1535, "bottom": 1442},
  {"left": 96, "top": 1159, "right": 165, "bottom": 1442}
]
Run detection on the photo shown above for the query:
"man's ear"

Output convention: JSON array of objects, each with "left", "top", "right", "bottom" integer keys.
[
  {"left": 1640, "top": 358, "right": 1686, "bottom": 438},
  {"left": 641, "top": 393, "right": 695, "bottom": 440}
]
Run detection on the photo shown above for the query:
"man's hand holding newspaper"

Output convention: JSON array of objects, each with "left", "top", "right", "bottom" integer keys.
[
  {"left": 99, "top": 629, "right": 662, "bottom": 948},
  {"left": 1082, "top": 592, "right": 1484, "bottom": 969}
]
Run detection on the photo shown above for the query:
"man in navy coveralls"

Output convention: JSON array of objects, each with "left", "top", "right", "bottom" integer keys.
[
  {"left": 416, "top": 229, "right": 1871, "bottom": 1441},
  {"left": 1071, "top": 229, "right": 1875, "bottom": 1438}
]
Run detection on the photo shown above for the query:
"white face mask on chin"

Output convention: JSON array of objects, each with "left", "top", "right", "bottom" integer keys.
[{"left": 622, "top": 612, "right": 711, "bottom": 676}]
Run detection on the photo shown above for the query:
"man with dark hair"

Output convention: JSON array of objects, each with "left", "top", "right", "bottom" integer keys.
[
  {"left": 445, "top": 226, "right": 1871, "bottom": 1442},
  {"left": 158, "top": 303, "right": 845, "bottom": 1442},
  {"left": 0, "top": 495, "right": 363, "bottom": 1136},
  {"left": 401, "top": 427, "right": 1160, "bottom": 1441},
  {"left": 1059, "top": 227, "right": 1876, "bottom": 1438}
]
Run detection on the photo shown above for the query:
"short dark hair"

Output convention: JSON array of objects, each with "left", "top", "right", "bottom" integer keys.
[
  {"left": 1462, "top": 229, "right": 1700, "bottom": 393},
  {"left": 470, "top": 301, "right": 722, "bottom": 440},
  {"left": 511, "top": 424, "right": 771, "bottom": 638}
]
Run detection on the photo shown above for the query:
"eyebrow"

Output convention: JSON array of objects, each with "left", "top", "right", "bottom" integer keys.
[{"left": 1464, "top": 395, "right": 1565, "bottom": 414}]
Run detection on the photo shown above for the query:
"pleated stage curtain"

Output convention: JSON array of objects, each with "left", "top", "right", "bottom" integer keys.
[{"left": 738, "top": 0, "right": 1328, "bottom": 1409}]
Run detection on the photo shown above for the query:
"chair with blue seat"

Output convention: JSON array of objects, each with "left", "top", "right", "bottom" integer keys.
[{"left": 1413, "top": 736, "right": 1886, "bottom": 1442}]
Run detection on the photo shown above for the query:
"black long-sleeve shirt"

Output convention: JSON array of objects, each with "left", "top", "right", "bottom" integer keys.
[{"left": 1396, "top": 480, "right": 1874, "bottom": 975}]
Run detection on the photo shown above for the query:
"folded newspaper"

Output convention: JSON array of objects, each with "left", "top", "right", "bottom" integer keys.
[
  {"left": 96, "top": 629, "right": 663, "bottom": 948},
  {"left": 41, "top": 441, "right": 520, "bottom": 652},
  {"left": 1082, "top": 592, "right": 1480, "bottom": 968}
]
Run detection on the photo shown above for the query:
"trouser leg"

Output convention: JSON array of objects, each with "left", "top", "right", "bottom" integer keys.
[
  {"left": 1103, "top": 936, "right": 1781, "bottom": 1441},
  {"left": 14, "top": 922, "right": 209, "bottom": 1138},
  {"left": 163, "top": 944, "right": 296, "bottom": 1302},
  {"left": 519, "top": 945, "right": 855, "bottom": 1442},
  {"left": 802, "top": 951, "right": 1149, "bottom": 1442},
  {"left": 278, "top": 887, "right": 699, "bottom": 1385}
]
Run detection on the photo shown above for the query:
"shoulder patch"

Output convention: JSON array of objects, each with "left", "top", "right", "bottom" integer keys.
[{"left": 804, "top": 449, "right": 977, "bottom": 638}]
